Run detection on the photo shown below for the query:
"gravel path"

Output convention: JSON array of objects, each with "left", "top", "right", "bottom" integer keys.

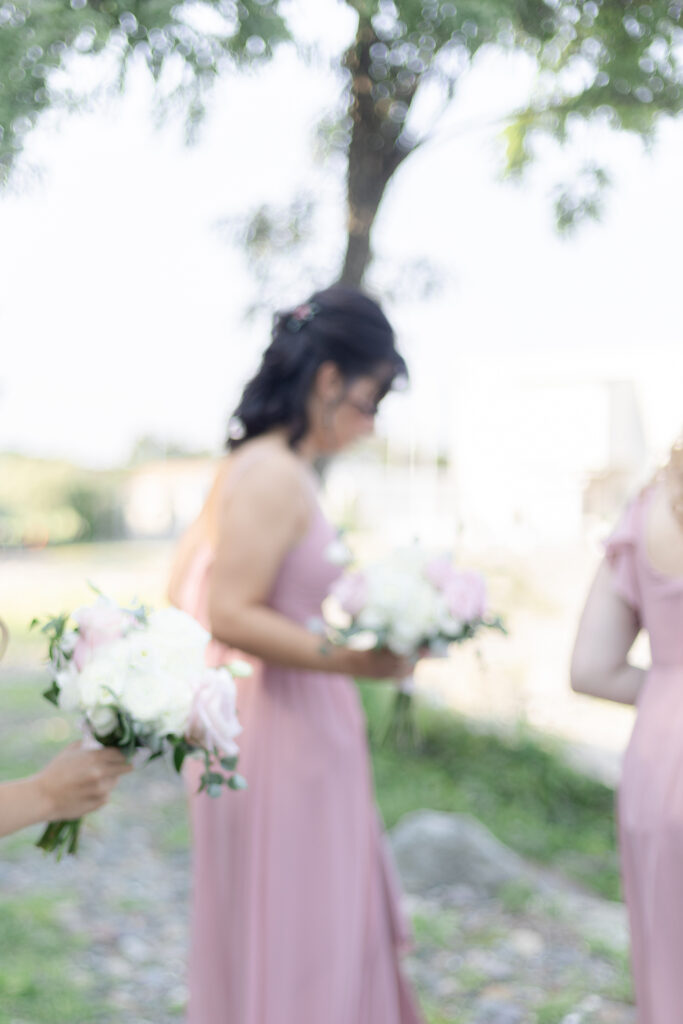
[{"left": 0, "top": 760, "right": 636, "bottom": 1024}]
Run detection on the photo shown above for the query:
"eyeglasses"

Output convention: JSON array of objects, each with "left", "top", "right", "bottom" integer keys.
[{"left": 343, "top": 397, "right": 380, "bottom": 417}]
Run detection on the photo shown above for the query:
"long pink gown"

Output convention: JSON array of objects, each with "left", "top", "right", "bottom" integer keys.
[
  {"left": 605, "top": 486, "right": 683, "bottom": 1024},
  {"left": 175, "top": 478, "right": 424, "bottom": 1024}
]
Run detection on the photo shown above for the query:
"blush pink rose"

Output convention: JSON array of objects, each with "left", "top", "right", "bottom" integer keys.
[
  {"left": 331, "top": 572, "right": 368, "bottom": 618},
  {"left": 72, "top": 599, "right": 134, "bottom": 669},
  {"left": 424, "top": 555, "right": 458, "bottom": 590},
  {"left": 442, "top": 571, "right": 488, "bottom": 623},
  {"left": 188, "top": 668, "right": 242, "bottom": 757}
]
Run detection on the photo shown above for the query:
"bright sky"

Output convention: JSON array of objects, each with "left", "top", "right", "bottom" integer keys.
[{"left": 0, "top": 0, "right": 681, "bottom": 468}]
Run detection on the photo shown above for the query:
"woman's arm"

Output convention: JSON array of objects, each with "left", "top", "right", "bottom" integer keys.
[
  {"left": 0, "top": 744, "right": 131, "bottom": 839},
  {"left": 570, "top": 559, "right": 646, "bottom": 705},
  {"left": 208, "top": 454, "right": 409, "bottom": 679}
]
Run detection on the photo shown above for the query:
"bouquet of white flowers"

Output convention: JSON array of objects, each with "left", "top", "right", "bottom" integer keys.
[
  {"left": 32, "top": 591, "right": 249, "bottom": 857},
  {"left": 326, "top": 546, "right": 505, "bottom": 748}
]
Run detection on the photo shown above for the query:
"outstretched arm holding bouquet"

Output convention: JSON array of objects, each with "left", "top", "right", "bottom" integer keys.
[
  {"left": 0, "top": 615, "right": 131, "bottom": 840},
  {"left": 0, "top": 743, "right": 131, "bottom": 840}
]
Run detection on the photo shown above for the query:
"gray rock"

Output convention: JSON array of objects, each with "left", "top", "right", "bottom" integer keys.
[
  {"left": 508, "top": 928, "right": 545, "bottom": 958},
  {"left": 390, "top": 811, "right": 529, "bottom": 895}
]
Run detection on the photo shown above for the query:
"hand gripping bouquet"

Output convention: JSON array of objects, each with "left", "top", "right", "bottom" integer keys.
[
  {"left": 326, "top": 546, "right": 505, "bottom": 749},
  {"left": 32, "top": 591, "right": 250, "bottom": 857}
]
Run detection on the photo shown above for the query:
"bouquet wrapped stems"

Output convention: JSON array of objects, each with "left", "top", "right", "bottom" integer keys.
[
  {"left": 37, "top": 819, "right": 82, "bottom": 858},
  {"left": 382, "top": 676, "right": 422, "bottom": 753}
]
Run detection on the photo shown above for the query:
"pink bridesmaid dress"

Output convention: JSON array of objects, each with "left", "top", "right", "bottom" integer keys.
[
  {"left": 606, "top": 485, "right": 683, "bottom": 1024},
  {"left": 175, "top": 480, "right": 424, "bottom": 1024}
]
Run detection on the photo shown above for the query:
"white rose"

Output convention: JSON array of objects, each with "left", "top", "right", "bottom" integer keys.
[
  {"left": 55, "top": 664, "right": 81, "bottom": 712},
  {"left": 357, "top": 607, "right": 387, "bottom": 631},
  {"left": 78, "top": 641, "right": 129, "bottom": 709},
  {"left": 88, "top": 705, "right": 119, "bottom": 737},
  {"left": 119, "top": 663, "right": 193, "bottom": 735},
  {"left": 146, "top": 608, "right": 209, "bottom": 649},
  {"left": 140, "top": 609, "right": 209, "bottom": 679},
  {"left": 387, "top": 621, "right": 423, "bottom": 656}
]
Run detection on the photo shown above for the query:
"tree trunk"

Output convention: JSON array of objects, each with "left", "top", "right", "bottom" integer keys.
[{"left": 338, "top": 18, "right": 415, "bottom": 288}]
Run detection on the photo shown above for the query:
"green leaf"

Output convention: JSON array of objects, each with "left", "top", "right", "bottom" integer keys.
[
  {"left": 43, "top": 681, "right": 60, "bottom": 707},
  {"left": 220, "top": 755, "right": 239, "bottom": 772},
  {"left": 199, "top": 769, "right": 225, "bottom": 794},
  {"left": 228, "top": 773, "right": 248, "bottom": 791},
  {"left": 118, "top": 716, "right": 132, "bottom": 746},
  {"left": 173, "top": 743, "right": 189, "bottom": 774}
]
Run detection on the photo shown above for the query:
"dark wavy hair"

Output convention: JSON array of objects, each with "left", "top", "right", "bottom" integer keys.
[{"left": 227, "top": 286, "right": 407, "bottom": 449}]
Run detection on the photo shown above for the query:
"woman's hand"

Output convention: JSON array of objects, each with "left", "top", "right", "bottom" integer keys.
[
  {"left": 34, "top": 743, "right": 132, "bottom": 822},
  {"left": 1, "top": 744, "right": 133, "bottom": 839},
  {"left": 344, "top": 647, "right": 415, "bottom": 681}
]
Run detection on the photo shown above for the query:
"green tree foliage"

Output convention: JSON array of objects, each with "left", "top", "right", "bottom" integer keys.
[
  {"left": 0, "top": 0, "right": 290, "bottom": 179},
  {"left": 1, "top": 1, "right": 681, "bottom": 283},
  {"left": 337, "top": 0, "right": 682, "bottom": 281},
  {"left": 0, "top": 453, "right": 124, "bottom": 543}
]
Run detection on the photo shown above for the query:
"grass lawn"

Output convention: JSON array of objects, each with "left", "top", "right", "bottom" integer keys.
[
  {"left": 0, "top": 894, "right": 109, "bottom": 1023},
  {"left": 359, "top": 683, "right": 621, "bottom": 901},
  {"left": 0, "top": 669, "right": 622, "bottom": 1022},
  {"left": 0, "top": 669, "right": 620, "bottom": 900}
]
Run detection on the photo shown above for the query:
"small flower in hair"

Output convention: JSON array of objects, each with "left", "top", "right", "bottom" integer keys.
[
  {"left": 286, "top": 302, "right": 320, "bottom": 332},
  {"left": 228, "top": 416, "right": 246, "bottom": 441}
]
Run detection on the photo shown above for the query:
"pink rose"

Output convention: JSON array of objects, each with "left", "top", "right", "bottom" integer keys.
[
  {"left": 188, "top": 668, "right": 242, "bottom": 757},
  {"left": 424, "top": 556, "right": 458, "bottom": 590},
  {"left": 72, "top": 599, "right": 134, "bottom": 669},
  {"left": 442, "top": 571, "right": 488, "bottom": 623},
  {"left": 331, "top": 572, "right": 368, "bottom": 618}
]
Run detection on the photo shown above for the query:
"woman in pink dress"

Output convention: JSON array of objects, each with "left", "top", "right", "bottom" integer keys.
[
  {"left": 571, "top": 438, "right": 683, "bottom": 1024},
  {"left": 169, "top": 286, "right": 424, "bottom": 1024}
]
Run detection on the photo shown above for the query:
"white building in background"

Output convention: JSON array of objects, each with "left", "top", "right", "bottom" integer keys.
[
  {"left": 326, "top": 346, "right": 681, "bottom": 552},
  {"left": 118, "top": 347, "right": 680, "bottom": 549},
  {"left": 123, "top": 459, "right": 215, "bottom": 538}
]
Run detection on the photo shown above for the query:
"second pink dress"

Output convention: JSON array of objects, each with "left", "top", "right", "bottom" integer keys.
[
  {"left": 606, "top": 486, "right": 683, "bottom": 1024},
  {"left": 175, "top": 477, "right": 424, "bottom": 1024}
]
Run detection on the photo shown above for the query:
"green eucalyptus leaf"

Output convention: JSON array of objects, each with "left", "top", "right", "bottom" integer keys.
[
  {"left": 228, "top": 773, "right": 248, "bottom": 791},
  {"left": 173, "top": 744, "right": 188, "bottom": 774},
  {"left": 43, "top": 681, "right": 60, "bottom": 707}
]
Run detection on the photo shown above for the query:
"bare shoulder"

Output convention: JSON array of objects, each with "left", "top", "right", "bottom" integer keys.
[{"left": 217, "top": 441, "right": 311, "bottom": 530}]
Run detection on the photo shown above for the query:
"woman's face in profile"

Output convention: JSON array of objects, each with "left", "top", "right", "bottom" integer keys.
[{"left": 322, "top": 372, "right": 387, "bottom": 454}]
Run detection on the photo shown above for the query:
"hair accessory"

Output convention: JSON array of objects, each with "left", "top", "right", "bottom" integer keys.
[
  {"left": 227, "top": 416, "right": 246, "bottom": 441},
  {"left": 285, "top": 301, "right": 321, "bottom": 333}
]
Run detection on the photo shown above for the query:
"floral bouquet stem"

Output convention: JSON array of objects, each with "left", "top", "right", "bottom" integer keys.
[
  {"left": 31, "top": 593, "right": 249, "bottom": 858},
  {"left": 382, "top": 676, "right": 422, "bottom": 752},
  {"left": 36, "top": 818, "right": 83, "bottom": 858}
]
